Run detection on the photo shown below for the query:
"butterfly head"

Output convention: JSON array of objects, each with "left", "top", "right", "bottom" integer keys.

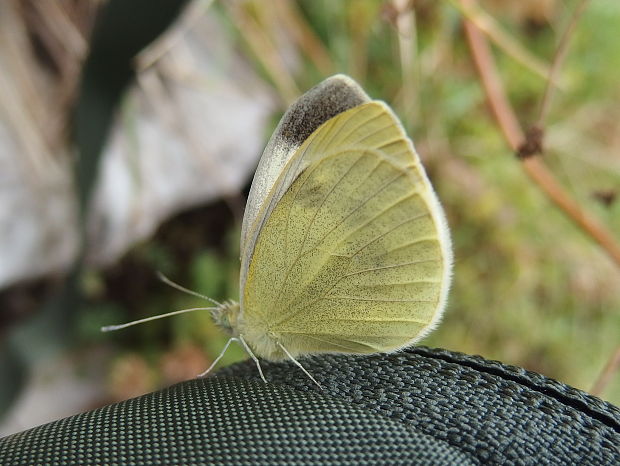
[{"left": 211, "top": 300, "right": 241, "bottom": 335}]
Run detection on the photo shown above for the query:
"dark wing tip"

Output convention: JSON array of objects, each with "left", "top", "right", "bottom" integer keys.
[{"left": 276, "top": 74, "right": 371, "bottom": 148}]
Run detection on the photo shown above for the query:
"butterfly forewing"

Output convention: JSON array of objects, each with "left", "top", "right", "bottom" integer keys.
[
  {"left": 241, "top": 103, "right": 451, "bottom": 359},
  {"left": 240, "top": 75, "right": 370, "bottom": 258}
]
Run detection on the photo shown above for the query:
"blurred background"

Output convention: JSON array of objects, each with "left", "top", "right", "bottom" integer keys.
[{"left": 1, "top": 0, "right": 619, "bottom": 436}]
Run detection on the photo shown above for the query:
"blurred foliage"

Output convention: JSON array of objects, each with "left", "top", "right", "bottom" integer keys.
[{"left": 2, "top": 0, "right": 619, "bottom": 419}]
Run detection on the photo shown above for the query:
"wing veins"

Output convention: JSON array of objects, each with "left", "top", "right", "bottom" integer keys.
[
  {"left": 283, "top": 330, "right": 407, "bottom": 354},
  {"left": 296, "top": 152, "right": 366, "bottom": 263},
  {"left": 282, "top": 148, "right": 392, "bottom": 260},
  {"left": 307, "top": 169, "right": 405, "bottom": 253},
  {"left": 298, "top": 334, "right": 360, "bottom": 351},
  {"left": 322, "top": 296, "right": 435, "bottom": 303},
  {"left": 331, "top": 110, "right": 385, "bottom": 150},
  {"left": 326, "top": 317, "right": 428, "bottom": 324},
  {"left": 272, "top": 165, "right": 406, "bottom": 323},
  {"left": 339, "top": 192, "right": 422, "bottom": 253},
  {"left": 377, "top": 140, "right": 406, "bottom": 152},
  {"left": 275, "top": 152, "right": 367, "bottom": 310},
  {"left": 305, "top": 235, "right": 436, "bottom": 318},
  {"left": 382, "top": 238, "right": 438, "bottom": 257},
  {"left": 281, "top": 146, "right": 363, "bottom": 276},
  {"left": 355, "top": 124, "right": 398, "bottom": 146},
  {"left": 281, "top": 330, "right": 416, "bottom": 340},
  {"left": 372, "top": 137, "right": 405, "bottom": 152},
  {"left": 295, "top": 166, "right": 405, "bottom": 261},
  {"left": 350, "top": 212, "right": 430, "bottom": 258},
  {"left": 342, "top": 280, "right": 442, "bottom": 287},
  {"left": 272, "top": 224, "right": 435, "bottom": 328},
  {"left": 342, "top": 258, "right": 441, "bottom": 278}
]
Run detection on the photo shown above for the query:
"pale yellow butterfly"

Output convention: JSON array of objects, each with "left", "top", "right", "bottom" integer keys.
[{"left": 102, "top": 75, "right": 452, "bottom": 388}]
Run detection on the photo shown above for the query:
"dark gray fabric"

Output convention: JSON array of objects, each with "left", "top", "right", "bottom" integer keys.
[{"left": 1, "top": 347, "right": 619, "bottom": 465}]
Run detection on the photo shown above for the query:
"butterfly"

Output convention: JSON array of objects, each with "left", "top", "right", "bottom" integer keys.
[{"left": 103, "top": 75, "right": 452, "bottom": 388}]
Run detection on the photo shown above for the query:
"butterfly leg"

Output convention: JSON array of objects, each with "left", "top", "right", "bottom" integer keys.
[
  {"left": 238, "top": 334, "right": 268, "bottom": 383},
  {"left": 276, "top": 342, "right": 322, "bottom": 389},
  {"left": 197, "top": 336, "right": 237, "bottom": 378}
]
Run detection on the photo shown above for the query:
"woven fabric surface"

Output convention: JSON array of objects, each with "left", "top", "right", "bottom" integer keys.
[{"left": 1, "top": 347, "right": 619, "bottom": 465}]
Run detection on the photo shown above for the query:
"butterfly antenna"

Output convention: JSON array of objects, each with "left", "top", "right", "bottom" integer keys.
[
  {"left": 277, "top": 341, "right": 322, "bottom": 389},
  {"left": 156, "top": 271, "right": 222, "bottom": 306},
  {"left": 101, "top": 307, "right": 216, "bottom": 332}
]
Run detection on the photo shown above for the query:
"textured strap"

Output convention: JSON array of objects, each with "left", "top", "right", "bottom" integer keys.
[{"left": 1, "top": 347, "right": 619, "bottom": 465}]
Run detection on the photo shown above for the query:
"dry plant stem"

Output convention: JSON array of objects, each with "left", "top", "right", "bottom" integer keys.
[
  {"left": 462, "top": 2, "right": 620, "bottom": 268},
  {"left": 226, "top": 1, "right": 299, "bottom": 104},
  {"left": 0, "top": 2, "right": 60, "bottom": 181},
  {"left": 137, "top": 0, "right": 215, "bottom": 71},
  {"left": 590, "top": 346, "right": 620, "bottom": 397},
  {"left": 32, "top": 0, "right": 87, "bottom": 58},
  {"left": 393, "top": 0, "right": 418, "bottom": 122},
  {"left": 462, "top": 14, "right": 521, "bottom": 148},
  {"left": 30, "top": 1, "right": 88, "bottom": 135},
  {"left": 275, "top": 0, "right": 334, "bottom": 75},
  {"left": 347, "top": 3, "right": 371, "bottom": 82},
  {"left": 535, "top": 0, "right": 591, "bottom": 127},
  {"left": 451, "top": 0, "right": 559, "bottom": 87}
]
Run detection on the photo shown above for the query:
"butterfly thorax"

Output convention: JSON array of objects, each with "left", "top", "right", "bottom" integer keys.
[{"left": 211, "top": 300, "right": 286, "bottom": 360}]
